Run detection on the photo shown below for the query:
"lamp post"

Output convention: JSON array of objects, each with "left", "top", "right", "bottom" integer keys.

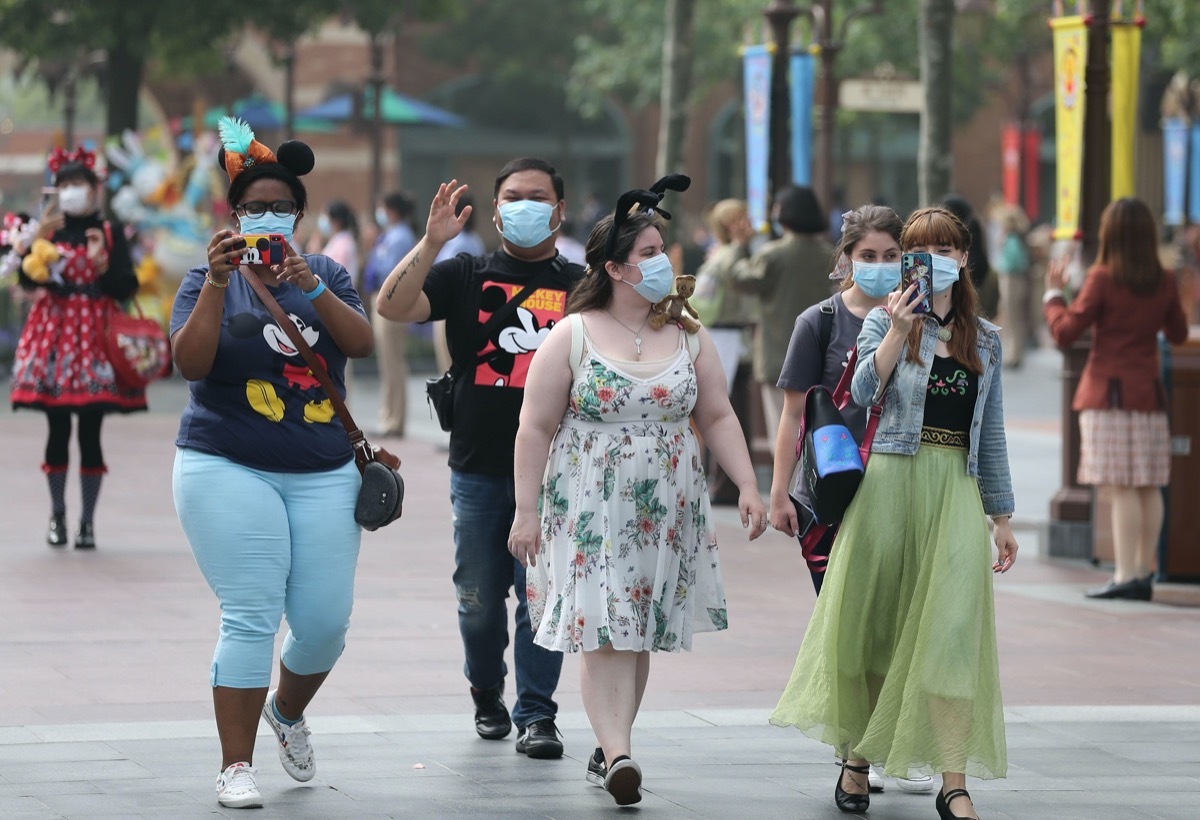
[
  {"left": 1048, "top": 0, "right": 1111, "bottom": 555},
  {"left": 764, "top": 0, "right": 885, "bottom": 210}
]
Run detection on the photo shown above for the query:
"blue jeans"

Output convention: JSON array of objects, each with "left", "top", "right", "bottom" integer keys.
[
  {"left": 173, "top": 449, "right": 362, "bottom": 688},
  {"left": 450, "top": 470, "right": 562, "bottom": 728}
]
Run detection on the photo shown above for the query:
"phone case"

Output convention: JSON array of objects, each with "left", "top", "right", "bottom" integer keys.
[
  {"left": 239, "top": 233, "right": 287, "bottom": 266},
  {"left": 900, "top": 253, "right": 933, "bottom": 314}
]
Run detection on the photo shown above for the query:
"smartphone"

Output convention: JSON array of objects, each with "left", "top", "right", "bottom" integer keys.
[
  {"left": 237, "top": 233, "right": 286, "bottom": 266},
  {"left": 900, "top": 252, "right": 933, "bottom": 314},
  {"left": 39, "top": 187, "right": 59, "bottom": 220}
]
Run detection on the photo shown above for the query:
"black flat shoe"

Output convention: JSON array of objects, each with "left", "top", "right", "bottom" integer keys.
[
  {"left": 1085, "top": 578, "right": 1146, "bottom": 600},
  {"left": 936, "top": 787, "right": 974, "bottom": 819},
  {"left": 74, "top": 521, "right": 96, "bottom": 550},
  {"left": 470, "top": 684, "right": 511, "bottom": 739},
  {"left": 835, "top": 761, "right": 870, "bottom": 813},
  {"left": 47, "top": 515, "right": 68, "bottom": 548}
]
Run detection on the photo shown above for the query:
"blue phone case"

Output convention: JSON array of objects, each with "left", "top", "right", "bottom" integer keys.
[{"left": 900, "top": 253, "right": 933, "bottom": 314}]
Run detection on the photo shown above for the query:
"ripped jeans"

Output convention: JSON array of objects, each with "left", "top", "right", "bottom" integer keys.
[{"left": 450, "top": 470, "right": 562, "bottom": 729}]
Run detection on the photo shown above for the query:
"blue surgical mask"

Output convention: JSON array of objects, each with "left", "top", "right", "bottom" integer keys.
[
  {"left": 930, "top": 252, "right": 962, "bottom": 294},
  {"left": 317, "top": 214, "right": 332, "bottom": 236},
  {"left": 623, "top": 253, "right": 674, "bottom": 303},
  {"left": 851, "top": 260, "right": 901, "bottom": 298},
  {"left": 375, "top": 207, "right": 388, "bottom": 228},
  {"left": 497, "top": 200, "right": 558, "bottom": 248},
  {"left": 238, "top": 212, "right": 298, "bottom": 244}
]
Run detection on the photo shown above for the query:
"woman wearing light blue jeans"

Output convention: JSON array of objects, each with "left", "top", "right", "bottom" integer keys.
[{"left": 170, "top": 121, "right": 374, "bottom": 809}]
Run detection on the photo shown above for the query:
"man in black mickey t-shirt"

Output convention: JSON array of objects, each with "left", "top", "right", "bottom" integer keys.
[{"left": 376, "top": 158, "right": 583, "bottom": 760}]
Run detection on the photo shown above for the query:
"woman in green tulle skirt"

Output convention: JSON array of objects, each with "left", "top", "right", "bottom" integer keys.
[{"left": 772, "top": 207, "right": 1019, "bottom": 820}]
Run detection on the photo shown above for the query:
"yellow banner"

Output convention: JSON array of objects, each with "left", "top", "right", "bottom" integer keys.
[
  {"left": 1051, "top": 17, "right": 1088, "bottom": 240},
  {"left": 1110, "top": 21, "right": 1142, "bottom": 200}
]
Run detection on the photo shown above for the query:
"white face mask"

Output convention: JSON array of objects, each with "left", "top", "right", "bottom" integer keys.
[{"left": 58, "top": 186, "right": 92, "bottom": 216}]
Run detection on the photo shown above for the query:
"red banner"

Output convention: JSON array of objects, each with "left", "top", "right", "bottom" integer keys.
[
  {"left": 1022, "top": 128, "right": 1041, "bottom": 223},
  {"left": 1001, "top": 125, "right": 1021, "bottom": 206}
]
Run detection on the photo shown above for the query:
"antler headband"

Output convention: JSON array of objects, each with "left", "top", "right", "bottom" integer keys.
[{"left": 602, "top": 173, "right": 692, "bottom": 260}]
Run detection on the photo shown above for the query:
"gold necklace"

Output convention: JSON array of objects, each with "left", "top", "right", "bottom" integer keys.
[{"left": 606, "top": 309, "right": 652, "bottom": 357}]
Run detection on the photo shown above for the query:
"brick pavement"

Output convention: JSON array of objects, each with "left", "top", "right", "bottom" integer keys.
[{"left": 1, "top": 347, "right": 1198, "bottom": 818}]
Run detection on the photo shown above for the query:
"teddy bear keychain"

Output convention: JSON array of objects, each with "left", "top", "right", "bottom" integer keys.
[{"left": 649, "top": 274, "right": 701, "bottom": 334}]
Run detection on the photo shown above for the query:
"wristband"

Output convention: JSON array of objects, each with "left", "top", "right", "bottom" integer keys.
[
  {"left": 303, "top": 277, "right": 326, "bottom": 301},
  {"left": 205, "top": 272, "right": 229, "bottom": 289}
]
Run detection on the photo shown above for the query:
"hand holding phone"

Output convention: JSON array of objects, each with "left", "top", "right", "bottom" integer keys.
[
  {"left": 235, "top": 233, "right": 286, "bottom": 266},
  {"left": 900, "top": 253, "right": 933, "bottom": 314}
]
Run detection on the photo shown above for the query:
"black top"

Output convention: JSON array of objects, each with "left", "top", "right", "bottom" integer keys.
[
  {"left": 423, "top": 250, "right": 584, "bottom": 475},
  {"left": 922, "top": 355, "right": 978, "bottom": 434},
  {"left": 18, "top": 213, "right": 137, "bottom": 301}
]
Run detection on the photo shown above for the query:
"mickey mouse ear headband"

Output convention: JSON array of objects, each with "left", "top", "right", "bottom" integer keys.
[
  {"left": 603, "top": 173, "right": 691, "bottom": 260},
  {"left": 47, "top": 146, "right": 105, "bottom": 184},
  {"left": 215, "top": 116, "right": 315, "bottom": 183}
]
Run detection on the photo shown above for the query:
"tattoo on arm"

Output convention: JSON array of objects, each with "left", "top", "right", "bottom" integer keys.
[{"left": 385, "top": 251, "right": 420, "bottom": 300}]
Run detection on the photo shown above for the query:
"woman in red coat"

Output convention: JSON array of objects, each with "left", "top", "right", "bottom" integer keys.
[{"left": 1043, "top": 198, "right": 1189, "bottom": 600}]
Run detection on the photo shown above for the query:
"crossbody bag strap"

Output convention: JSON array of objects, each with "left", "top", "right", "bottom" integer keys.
[
  {"left": 241, "top": 270, "right": 368, "bottom": 454},
  {"left": 451, "top": 253, "right": 567, "bottom": 372}
]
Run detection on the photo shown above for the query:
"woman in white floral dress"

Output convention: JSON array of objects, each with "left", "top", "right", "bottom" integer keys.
[{"left": 509, "top": 198, "right": 766, "bottom": 806}]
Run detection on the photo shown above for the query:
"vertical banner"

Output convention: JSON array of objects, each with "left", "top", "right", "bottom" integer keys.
[
  {"left": 1050, "top": 16, "right": 1088, "bottom": 240},
  {"left": 1022, "top": 128, "right": 1041, "bottom": 222},
  {"left": 1162, "top": 118, "right": 1188, "bottom": 227},
  {"left": 1190, "top": 124, "right": 1200, "bottom": 225},
  {"left": 1001, "top": 124, "right": 1022, "bottom": 206},
  {"left": 1109, "top": 20, "right": 1142, "bottom": 200},
  {"left": 789, "top": 51, "right": 814, "bottom": 188},
  {"left": 742, "top": 45, "right": 773, "bottom": 231}
]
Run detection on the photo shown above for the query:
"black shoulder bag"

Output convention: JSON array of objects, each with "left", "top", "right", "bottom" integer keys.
[{"left": 425, "top": 254, "right": 566, "bottom": 432}]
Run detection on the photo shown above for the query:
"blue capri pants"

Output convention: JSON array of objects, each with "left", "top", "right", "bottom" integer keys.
[{"left": 173, "top": 448, "right": 362, "bottom": 688}]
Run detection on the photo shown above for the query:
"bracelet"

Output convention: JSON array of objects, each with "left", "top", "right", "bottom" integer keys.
[
  {"left": 205, "top": 272, "right": 229, "bottom": 289},
  {"left": 303, "top": 276, "right": 326, "bottom": 301}
]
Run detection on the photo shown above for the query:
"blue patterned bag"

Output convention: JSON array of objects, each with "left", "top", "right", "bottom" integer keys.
[{"left": 799, "top": 385, "right": 864, "bottom": 525}]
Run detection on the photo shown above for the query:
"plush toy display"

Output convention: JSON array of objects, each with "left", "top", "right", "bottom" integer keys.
[{"left": 650, "top": 274, "right": 701, "bottom": 333}]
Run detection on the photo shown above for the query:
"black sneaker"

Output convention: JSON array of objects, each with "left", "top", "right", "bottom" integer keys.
[
  {"left": 585, "top": 747, "right": 606, "bottom": 786},
  {"left": 74, "top": 521, "right": 96, "bottom": 550},
  {"left": 470, "top": 684, "right": 511, "bottom": 740},
  {"left": 514, "top": 717, "right": 563, "bottom": 759},
  {"left": 46, "top": 515, "right": 68, "bottom": 548}
]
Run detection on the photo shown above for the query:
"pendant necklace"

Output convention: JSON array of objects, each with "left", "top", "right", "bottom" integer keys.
[
  {"left": 607, "top": 309, "right": 652, "bottom": 357},
  {"left": 932, "top": 307, "right": 956, "bottom": 343}
]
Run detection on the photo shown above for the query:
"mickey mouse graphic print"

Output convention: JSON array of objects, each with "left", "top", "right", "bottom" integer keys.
[
  {"left": 170, "top": 255, "right": 365, "bottom": 472},
  {"left": 423, "top": 250, "right": 584, "bottom": 474}
]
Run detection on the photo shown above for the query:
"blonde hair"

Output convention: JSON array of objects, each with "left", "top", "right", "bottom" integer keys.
[{"left": 706, "top": 199, "right": 747, "bottom": 245}]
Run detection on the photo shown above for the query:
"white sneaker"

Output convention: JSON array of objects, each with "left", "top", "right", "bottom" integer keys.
[
  {"left": 261, "top": 689, "right": 316, "bottom": 782},
  {"left": 868, "top": 765, "right": 885, "bottom": 792},
  {"left": 896, "top": 774, "right": 934, "bottom": 793},
  {"left": 216, "top": 762, "right": 263, "bottom": 808}
]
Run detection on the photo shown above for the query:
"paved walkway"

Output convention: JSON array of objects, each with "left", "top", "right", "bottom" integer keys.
[{"left": 2, "top": 347, "right": 1198, "bottom": 818}]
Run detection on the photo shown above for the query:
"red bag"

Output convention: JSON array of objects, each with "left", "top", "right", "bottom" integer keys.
[{"left": 105, "top": 300, "right": 171, "bottom": 389}]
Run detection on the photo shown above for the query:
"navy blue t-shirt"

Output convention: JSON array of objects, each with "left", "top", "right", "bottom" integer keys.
[{"left": 170, "top": 255, "right": 366, "bottom": 472}]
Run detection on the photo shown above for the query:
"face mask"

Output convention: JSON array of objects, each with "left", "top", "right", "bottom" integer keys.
[
  {"left": 852, "top": 260, "right": 901, "bottom": 298},
  {"left": 622, "top": 253, "right": 674, "bottom": 303},
  {"left": 375, "top": 207, "right": 388, "bottom": 228},
  {"left": 771, "top": 220, "right": 785, "bottom": 237},
  {"left": 496, "top": 200, "right": 557, "bottom": 248},
  {"left": 239, "top": 212, "right": 298, "bottom": 244},
  {"left": 58, "top": 186, "right": 92, "bottom": 216},
  {"left": 317, "top": 214, "right": 332, "bottom": 236},
  {"left": 930, "top": 252, "right": 962, "bottom": 294}
]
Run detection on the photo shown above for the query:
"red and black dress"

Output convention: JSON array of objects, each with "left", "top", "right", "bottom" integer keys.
[{"left": 10, "top": 214, "right": 146, "bottom": 413}]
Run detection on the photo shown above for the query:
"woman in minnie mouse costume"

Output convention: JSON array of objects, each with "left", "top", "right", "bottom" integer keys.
[{"left": 10, "top": 146, "right": 143, "bottom": 550}]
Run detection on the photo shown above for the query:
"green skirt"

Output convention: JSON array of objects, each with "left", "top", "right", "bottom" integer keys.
[{"left": 770, "top": 443, "right": 1007, "bottom": 780}]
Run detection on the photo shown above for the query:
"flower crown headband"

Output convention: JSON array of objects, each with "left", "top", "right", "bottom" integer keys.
[
  {"left": 214, "top": 116, "right": 315, "bottom": 182},
  {"left": 601, "top": 173, "right": 692, "bottom": 261}
]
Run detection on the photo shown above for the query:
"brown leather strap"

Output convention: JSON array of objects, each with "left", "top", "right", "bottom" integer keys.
[{"left": 240, "top": 269, "right": 369, "bottom": 457}]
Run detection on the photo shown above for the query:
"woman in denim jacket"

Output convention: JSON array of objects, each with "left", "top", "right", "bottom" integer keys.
[{"left": 771, "top": 208, "right": 1018, "bottom": 820}]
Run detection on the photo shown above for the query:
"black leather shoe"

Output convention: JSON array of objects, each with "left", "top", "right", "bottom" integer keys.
[
  {"left": 835, "top": 761, "right": 870, "bottom": 813},
  {"left": 936, "top": 786, "right": 974, "bottom": 819},
  {"left": 74, "top": 521, "right": 96, "bottom": 550},
  {"left": 47, "top": 515, "right": 68, "bottom": 548},
  {"left": 1085, "top": 578, "right": 1147, "bottom": 600},
  {"left": 470, "top": 684, "right": 511, "bottom": 739},
  {"left": 515, "top": 717, "right": 563, "bottom": 759}
]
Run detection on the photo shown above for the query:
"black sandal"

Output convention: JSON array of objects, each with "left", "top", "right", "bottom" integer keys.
[
  {"left": 835, "top": 761, "right": 870, "bottom": 813},
  {"left": 936, "top": 786, "right": 975, "bottom": 819}
]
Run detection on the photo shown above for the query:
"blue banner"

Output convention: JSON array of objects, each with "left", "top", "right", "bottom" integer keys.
[
  {"left": 742, "top": 44, "right": 772, "bottom": 232},
  {"left": 789, "top": 51, "right": 814, "bottom": 187},
  {"left": 1162, "top": 118, "right": 1187, "bottom": 227},
  {"left": 1190, "top": 124, "right": 1200, "bottom": 225}
]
